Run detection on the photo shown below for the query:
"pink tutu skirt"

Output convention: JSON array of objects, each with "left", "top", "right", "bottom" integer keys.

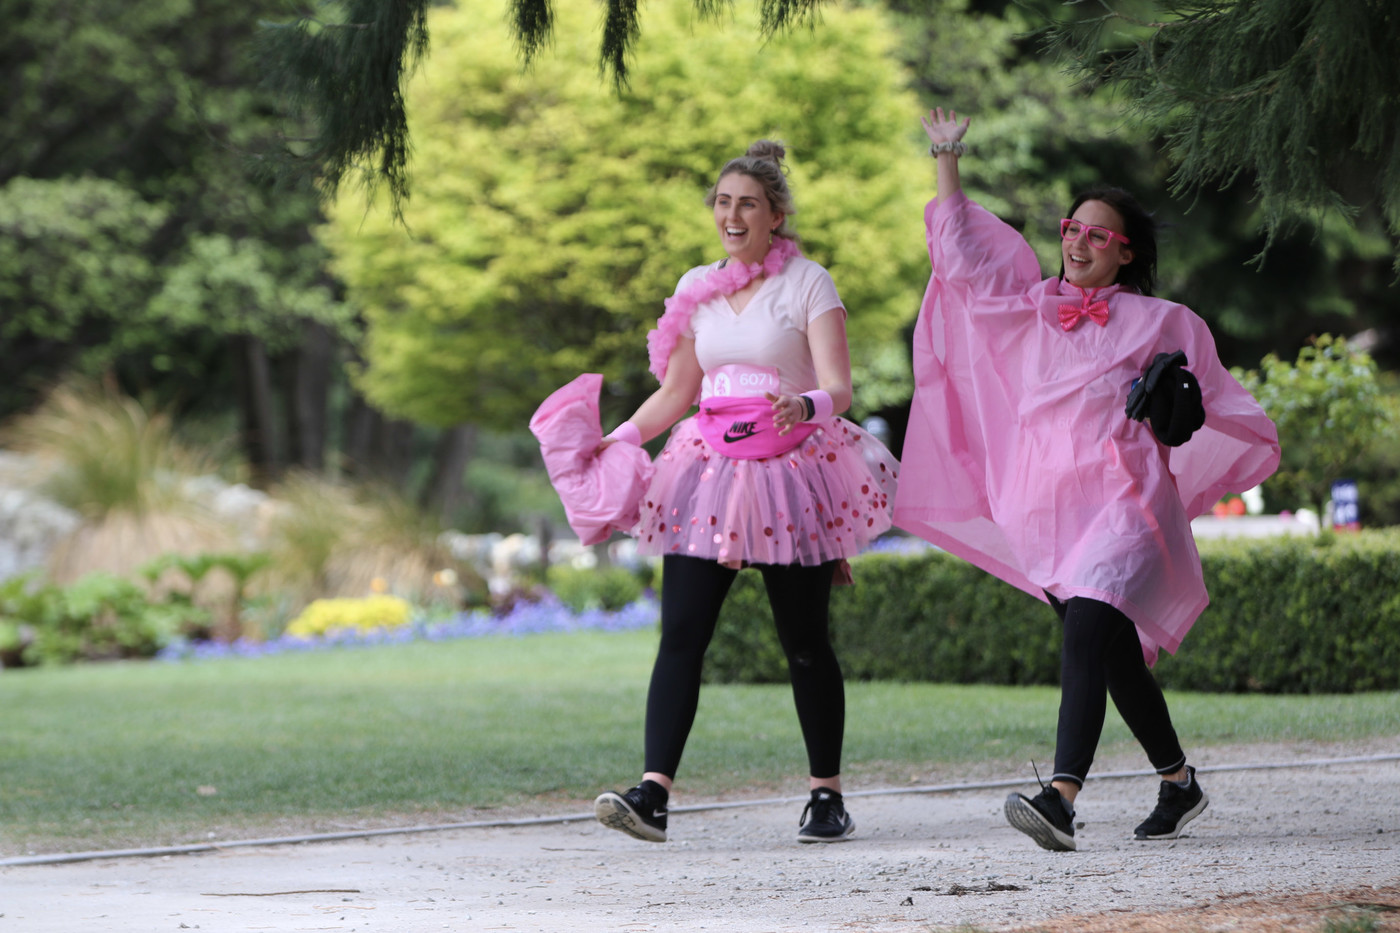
[{"left": 633, "top": 416, "right": 899, "bottom": 567}]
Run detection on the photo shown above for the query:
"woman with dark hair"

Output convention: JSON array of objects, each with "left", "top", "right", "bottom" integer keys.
[
  {"left": 1061, "top": 185, "right": 1158, "bottom": 297},
  {"left": 893, "top": 108, "right": 1280, "bottom": 851},
  {"left": 551, "top": 139, "right": 897, "bottom": 844}
]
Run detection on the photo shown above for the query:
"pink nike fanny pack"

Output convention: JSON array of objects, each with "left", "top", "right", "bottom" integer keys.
[{"left": 695, "top": 395, "right": 817, "bottom": 460}]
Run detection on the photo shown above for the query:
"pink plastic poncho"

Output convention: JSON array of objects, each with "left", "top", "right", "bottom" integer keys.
[
  {"left": 893, "top": 192, "right": 1280, "bottom": 664},
  {"left": 529, "top": 373, "right": 655, "bottom": 546}
]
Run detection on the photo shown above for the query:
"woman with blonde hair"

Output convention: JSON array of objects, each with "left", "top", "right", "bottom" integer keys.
[{"left": 562, "top": 139, "right": 897, "bottom": 843}]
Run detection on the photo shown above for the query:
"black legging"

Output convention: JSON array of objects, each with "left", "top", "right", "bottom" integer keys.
[
  {"left": 644, "top": 555, "right": 844, "bottom": 780},
  {"left": 1048, "top": 594, "right": 1186, "bottom": 787}
]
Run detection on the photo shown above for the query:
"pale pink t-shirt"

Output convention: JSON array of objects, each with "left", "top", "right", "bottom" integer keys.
[{"left": 679, "top": 256, "right": 845, "bottom": 396}]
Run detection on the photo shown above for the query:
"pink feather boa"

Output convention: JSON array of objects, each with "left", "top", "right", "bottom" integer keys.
[{"left": 646, "top": 236, "right": 803, "bottom": 383}]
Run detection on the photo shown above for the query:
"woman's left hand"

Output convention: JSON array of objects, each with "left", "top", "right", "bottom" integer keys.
[
  {"left": 767, "top": 391, "right": 807, "bottom": 436},
  {"left": 922, "top": 106, "right": 969, "bottom": 147}
]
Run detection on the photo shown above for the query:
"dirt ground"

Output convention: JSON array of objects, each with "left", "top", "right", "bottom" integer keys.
[{"left": 2, "top": 741, "right": 1397, "bottom": 933}]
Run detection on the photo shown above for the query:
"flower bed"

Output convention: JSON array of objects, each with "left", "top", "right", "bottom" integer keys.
[{"left": 158, "top": 595, "right": 660, "bottom": 662}]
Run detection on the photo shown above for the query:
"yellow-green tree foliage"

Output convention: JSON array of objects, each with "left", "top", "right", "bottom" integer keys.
[{"left": 321, "top": 0, "right": 928, "bottom": 428}]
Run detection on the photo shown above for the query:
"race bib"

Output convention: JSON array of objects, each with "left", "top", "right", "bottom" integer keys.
[{"left": 701, "top": 364, "right": 781, "bottom": 400}]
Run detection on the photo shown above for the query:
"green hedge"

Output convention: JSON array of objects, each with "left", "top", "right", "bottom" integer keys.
[
  {"left": 547, "top": 563, "right": 652, "bottom": 612},
  {"left": 704, "top": 530, "right": 1400, "bottom": 694}
]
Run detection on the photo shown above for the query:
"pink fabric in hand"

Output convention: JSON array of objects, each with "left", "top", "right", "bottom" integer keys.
[{"left": 530, "top": 374, "right": 655, "bottom": 546}]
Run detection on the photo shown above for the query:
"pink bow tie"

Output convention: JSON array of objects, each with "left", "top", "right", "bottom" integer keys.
[{"left": 1058, "top": 293, "right": 1110, "bottom": 331}]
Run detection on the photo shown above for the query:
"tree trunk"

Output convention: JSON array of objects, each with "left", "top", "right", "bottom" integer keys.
[
  {"left": 338, "top": 383, "right": 417, "bottom": 484},
  {"left": 287, "top": 320, "right": 333, "bottom": 472},
  {"left": 231, "top": 334, "right": 281, "bottom": 484},
  {"left": 342, "top": 388, "right": 376, "bottom": 479},
  {"left": 374, "top": 417, "right": 417, "bottom": 484},
  {"left": 420, "top": 424, "right": 476, "bottom": 524}
]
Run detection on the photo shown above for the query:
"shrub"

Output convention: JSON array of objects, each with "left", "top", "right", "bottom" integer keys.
[
  {"left": 546, "top": 564, "right": 646, "bottom": 613},
  {"left": 285, "top": 595, "right": 414, "bottom": 639},
  {"left": 140, "top": 551, "right": 271, "bottom": 642},
  {"left": 1348, "top": 370, "right": 1400, "bottom": 527},
  {"left": 1162, "top": 531, "right": 1400, "bottom": 693},
  {"left": 1235, "top": 335, "right": 1394, "bottom": 512},
  {"left": 705, "top": 551, "right": 1056, "bottom": 686},
  {"left": 0, "top": 572, "right": 183, "bottom": 666},
  {"left": 705, "top": 533, "right": 1400, "bottom": 693}
]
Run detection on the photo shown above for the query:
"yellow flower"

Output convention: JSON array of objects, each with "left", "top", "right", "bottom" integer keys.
[{"left": 286, "top": 596, "right": 413, "bottom": 638}]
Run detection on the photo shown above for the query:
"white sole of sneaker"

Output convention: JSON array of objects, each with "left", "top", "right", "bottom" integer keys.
[
  {"left": 1133, "top": 792, "right": 1209, "bottom": 841},
  {"left": 1004, "top": 794, "right": 1076, "bottom": 852},
  {"left": 593, "top": 793, "right": 667, "bottom": 843}
]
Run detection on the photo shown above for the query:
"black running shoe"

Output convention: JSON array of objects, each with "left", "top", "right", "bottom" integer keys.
[
  {"left": 594, "top": 781, "right": 668, "bottom": 842},
  {"left": 797, "top": 788, "right": 855, "bottom": 843},
  {"left": 1004, "top": 784, "right": 1077, "bottom": 852},
  {"left": 1134, "top": 765, "right": 1208, "bottom": 840}
]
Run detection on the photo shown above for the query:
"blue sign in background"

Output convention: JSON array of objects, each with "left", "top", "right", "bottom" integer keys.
[{"left": 1331, "top": 478, "right": 1360, "bottom": 529}]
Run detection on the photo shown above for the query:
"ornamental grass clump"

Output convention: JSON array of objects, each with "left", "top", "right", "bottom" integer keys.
[
  {"left": 263, "top": 472, "right": 484, "bottom": 613},
  {"left": 0, "top": 379, "right": 239, "bottom": 585},
  {"left": 285, "top": 595, "right": 414, "bottom": 639}
]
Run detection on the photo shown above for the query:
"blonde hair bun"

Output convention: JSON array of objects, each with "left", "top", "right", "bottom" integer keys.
[{"left": 746, "top": 139, "right": 787, "bottom": 167}]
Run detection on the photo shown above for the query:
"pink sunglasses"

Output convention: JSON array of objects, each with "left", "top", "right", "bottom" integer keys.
[{"left": 1060, "top": 218, "right": 1130, "bottom": 249}]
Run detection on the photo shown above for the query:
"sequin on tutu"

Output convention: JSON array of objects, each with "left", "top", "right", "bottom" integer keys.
[{"left": 633, "top": 417, "right": 898, "bottom": 567}]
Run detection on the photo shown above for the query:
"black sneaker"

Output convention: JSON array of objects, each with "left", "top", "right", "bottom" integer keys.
[
  {"left": 1004, "top": 784, "right": 1077, "bottom": 852},
  {"left": 797, "top": 788, "right": 855, "bottom": 843},
  {"left": 594, "top": 781, "right": 668, "bottom": 842},
  {"left": 1134, "top": 765, "right": 1208, "bottom": 840}
]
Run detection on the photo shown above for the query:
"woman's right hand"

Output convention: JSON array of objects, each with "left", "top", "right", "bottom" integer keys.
[{"left": 922, "top": 107, "right": 969, "bottom": 148}]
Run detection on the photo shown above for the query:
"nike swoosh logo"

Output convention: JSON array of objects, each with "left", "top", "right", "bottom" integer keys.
[{"left": 723, "top": 427, "right": 760, "bottom": 443}]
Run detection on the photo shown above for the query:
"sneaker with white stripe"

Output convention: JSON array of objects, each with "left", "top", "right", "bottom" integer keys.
[
  {"left": 594, "top": 782, "right": 668, "bottom": 843},
  {"left": 797, "top": 788, "right": 855, "bottom": 843},
  {"left": 1133, "top": 765, "right": 1208, "bottom": 840}
]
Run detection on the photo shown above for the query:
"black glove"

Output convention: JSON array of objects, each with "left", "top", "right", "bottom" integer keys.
[
  {"left": 1126, "top": 350, "right": 1205, "bottom": 447},
  {"left": 1126, "top": 350, "right": 1187, "bottom": 421}
]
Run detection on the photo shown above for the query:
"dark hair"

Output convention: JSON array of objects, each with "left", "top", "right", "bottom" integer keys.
[
  {"left": 704, "top": 140, "right": 799, "bottom": 243},
  {"left": 1059, "top": 185, "right": 1158, "bottom": 297}
]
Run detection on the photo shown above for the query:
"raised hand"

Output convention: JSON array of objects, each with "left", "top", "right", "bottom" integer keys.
[{"left": 922, "top": 107, "right": 970, "bottom": 149}]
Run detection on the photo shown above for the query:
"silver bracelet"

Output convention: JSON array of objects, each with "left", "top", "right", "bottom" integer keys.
[{"left": 929, "top": 141, "right": 967, "bottom": 157}]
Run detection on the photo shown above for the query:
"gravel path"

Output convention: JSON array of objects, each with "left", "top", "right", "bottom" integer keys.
[{"left": 3, "top": 743, "right": 1397, "bottom": 932}]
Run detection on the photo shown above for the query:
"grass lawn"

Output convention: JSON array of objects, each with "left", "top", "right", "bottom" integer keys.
[{"left": 2, "top": 629, "right": 1396, "bottom": 855}]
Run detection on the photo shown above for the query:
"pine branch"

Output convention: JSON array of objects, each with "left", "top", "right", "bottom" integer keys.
[
  {"left": 509, "top": 0, "right": 554, "bottom": 68},
  {"left": 254, "top": 0, "right": 832, "bottom": 215},
  {"left": 254, "top": 0, "right": 430, "bottom": 220},
  {"left": 599, "top": 0, "right": 641, "bottom": 88},
  {"left": 1048, "top": 0, "right": 1400, "bottom": 267},
  {"left": 692, "top": 0, "right": 733, "bottom": 21},
  {"left": 758, "top": 0, "right": 824, "bottom": 39}
]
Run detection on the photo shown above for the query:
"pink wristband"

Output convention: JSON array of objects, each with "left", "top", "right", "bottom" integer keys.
[
  {"left": 801, "top": 390, "right": 834, "bottom": 422},
  {"left": 606, "top": 420, "right": 642, "bottom": 447}
]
